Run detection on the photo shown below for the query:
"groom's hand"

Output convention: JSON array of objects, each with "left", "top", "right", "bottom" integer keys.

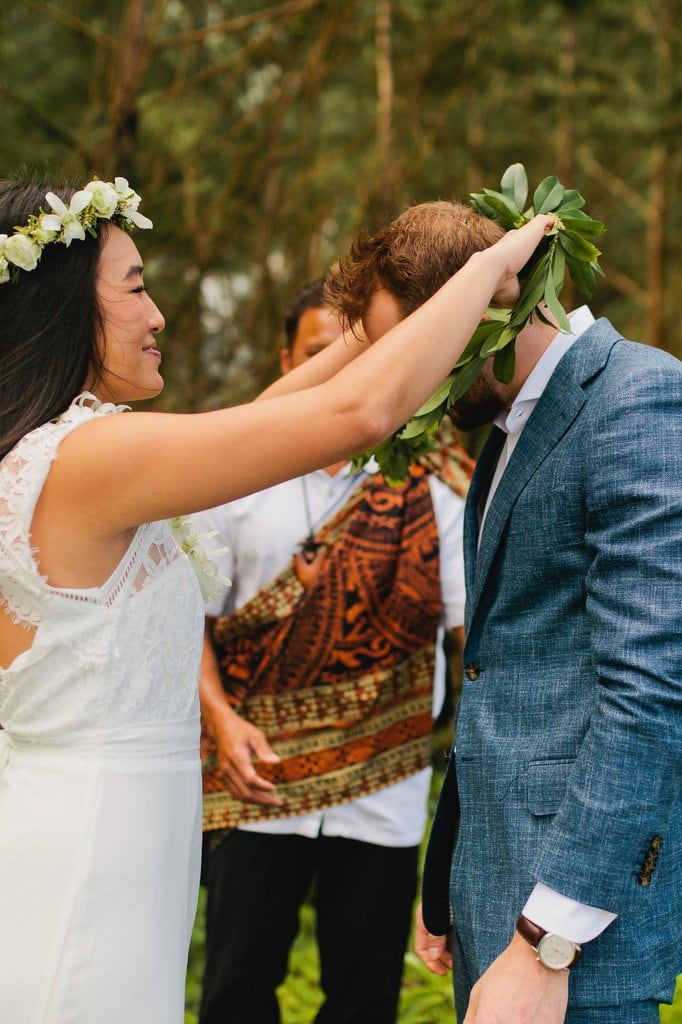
[{"left": 463, "top": 930, "right": 568, "bottom": 1024}]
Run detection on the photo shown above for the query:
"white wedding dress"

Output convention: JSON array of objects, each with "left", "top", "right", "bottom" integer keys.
[{"left": 0, "top": 398, "right": 205, "bottom": 1023}]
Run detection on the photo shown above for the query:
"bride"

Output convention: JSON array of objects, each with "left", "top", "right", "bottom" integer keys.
[{"left": 0, "top": 176, "right": 552, "bottom": 1023}]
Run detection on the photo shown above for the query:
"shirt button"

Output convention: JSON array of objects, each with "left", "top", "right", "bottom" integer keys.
[{"left": 464, "top": 663, "right": 480, "bottom": 681}]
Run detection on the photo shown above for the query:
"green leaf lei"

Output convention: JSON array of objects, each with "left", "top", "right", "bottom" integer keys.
[{"left": 353, "top": 163, "right": 605, "bottom": 484}]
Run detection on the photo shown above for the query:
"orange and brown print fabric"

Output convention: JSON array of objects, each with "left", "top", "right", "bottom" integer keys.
[{"left": 202, "top": 443, "right": 473, "bottom": 831}]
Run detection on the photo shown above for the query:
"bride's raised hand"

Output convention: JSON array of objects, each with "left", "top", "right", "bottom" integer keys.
[{"left": 486, "top": 214, "right": 556, "bottom": 308}]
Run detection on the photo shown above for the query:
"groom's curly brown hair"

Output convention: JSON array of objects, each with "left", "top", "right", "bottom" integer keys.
[{"left": 325, "top": 200, "right": 504, "bottom": 333}]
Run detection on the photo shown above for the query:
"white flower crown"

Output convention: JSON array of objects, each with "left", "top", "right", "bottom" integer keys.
[{"left": 0, "top": 177, "right": 152, "bottom": 285}]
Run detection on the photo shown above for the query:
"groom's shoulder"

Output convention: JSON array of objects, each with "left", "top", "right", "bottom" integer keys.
[{"left": 577, "top": 318, "right": 681, "bottom": 382}]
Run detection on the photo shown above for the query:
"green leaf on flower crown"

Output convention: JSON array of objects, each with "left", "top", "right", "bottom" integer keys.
[
  {"left": 454, "top": 317, "right": 507, "bottom": 367},
  {"left": 556, "top": 189, "right": 585, "bottom": 211},
  {"left": 469, "top": 195, "right": 503, "bottom": 221},
  {"left": 399, "top": 410, "right": 441, "bottom": 439},
  {"left": 448, "top": 353, "right": 488, "bottom": 404},
  {"left": 551, "top": 243, "right": 566, "bottom": 294},
  {"left": 558, "top": 214, "right": 605, "bottom": 237},
  {"left": 493, "top": 339, "right": 517, "bottom": 384},
  {"left": 565, "top": 254, "right": 596, "bottom": 296},
  {"left": 413, "top": 373, "right": 456, "bottom": 416},
  {"left": 533, "top": 175, "right": 560, "bottom": 212},
  {"left": 481, "top": 323, "right": 517, "bottom": 357},
  {"left": 357, "top": 163, "right": 606, "bottom": 483},
  {"left": 501, "top": 163, "right": 529, "bottom": 212},
  {"left": 543, "top": 265, "right": 572, "bottom": 333},
  {"left": 558, "top": 229, "right": 602, "bottom": 262},
  {"left": 478, "top": 191, "right": 524, "bottom": 226}
]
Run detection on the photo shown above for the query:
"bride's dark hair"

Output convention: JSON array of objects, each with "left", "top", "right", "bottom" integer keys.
[{"left": 0, "top": 179, "right": 106, "bottom": 460}]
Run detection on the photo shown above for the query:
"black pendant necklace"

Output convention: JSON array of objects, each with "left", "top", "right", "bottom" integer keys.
[{"left": 299, "top": 473, "right": 359, "bottom": 564}]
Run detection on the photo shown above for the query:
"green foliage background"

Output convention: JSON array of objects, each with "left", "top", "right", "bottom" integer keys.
[{"left": 1, "top": 0, "right": 680, "bottom": 411}]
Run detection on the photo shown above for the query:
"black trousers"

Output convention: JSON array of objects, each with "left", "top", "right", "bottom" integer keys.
[{"left": 199, "top": 829, "right": 419, "bottom": 1024}]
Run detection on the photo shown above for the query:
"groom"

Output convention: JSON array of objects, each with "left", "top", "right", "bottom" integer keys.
[{"left": 325, "top": 200, "right": 682, "bottom": 1023}]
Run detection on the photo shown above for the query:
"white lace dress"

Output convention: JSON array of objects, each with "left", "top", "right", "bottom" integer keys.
[{"left": 0, "top": 399, "right": 205, "bottom": 1024}]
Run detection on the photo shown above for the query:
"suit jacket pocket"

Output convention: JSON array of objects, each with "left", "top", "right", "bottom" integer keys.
[{"left": 526, "top": 757, "right": 575, "bottom": 817}]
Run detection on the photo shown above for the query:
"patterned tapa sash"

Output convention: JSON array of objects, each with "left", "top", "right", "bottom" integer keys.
[{"left": 202, "top": 443, "right": 472, "bottom": 831}]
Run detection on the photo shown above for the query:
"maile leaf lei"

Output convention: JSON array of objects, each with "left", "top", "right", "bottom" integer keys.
[{"left": 353, "top": 163, "right": 605, "bottom": 484}]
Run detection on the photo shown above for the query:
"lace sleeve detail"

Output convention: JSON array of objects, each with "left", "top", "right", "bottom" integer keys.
[{"left": 0, "top": 400, "right": 124, "bottom": 628}]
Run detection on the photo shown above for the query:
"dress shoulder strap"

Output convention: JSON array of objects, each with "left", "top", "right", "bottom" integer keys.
[{"left": 0, "top": 395, "right": 127, "bottom": 627}]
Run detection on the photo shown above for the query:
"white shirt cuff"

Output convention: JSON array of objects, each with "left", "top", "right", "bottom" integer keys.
[{"left": 522, "top": 882, "right": 617, "bottom": 944}]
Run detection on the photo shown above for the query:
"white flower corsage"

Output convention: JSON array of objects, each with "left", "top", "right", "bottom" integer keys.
[{"left": 170, "top": 516, "right": 231, "bottom": 603}]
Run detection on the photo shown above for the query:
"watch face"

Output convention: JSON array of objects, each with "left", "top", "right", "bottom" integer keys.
[{"left": 537, "top": 933, "right": 577, "bottom": 970}]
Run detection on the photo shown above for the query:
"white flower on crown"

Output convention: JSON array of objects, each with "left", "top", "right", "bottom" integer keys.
[
  {"left": 85, "top": 180, "right": 119, "bottom": 218},
  {"left": 41, "top": 189, "right": 93, "bottom": 246},
  {"left": 0, "top": 176, "right": 153, "bottom": 284},
  {"left": 3, "top": 232, "right": 42, "bottom": 271},
  {"left": 113, "top": 178, "right": 153, "bottom": 230}
]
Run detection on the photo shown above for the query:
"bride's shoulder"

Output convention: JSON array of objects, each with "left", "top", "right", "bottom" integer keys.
[{"left": 1, "top": 393, "right": 128, "bottom": 488}]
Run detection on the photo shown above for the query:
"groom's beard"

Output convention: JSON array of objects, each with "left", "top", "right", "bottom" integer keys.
[{"left": 448, "top": 366, "right": 506, "bottom": 431}]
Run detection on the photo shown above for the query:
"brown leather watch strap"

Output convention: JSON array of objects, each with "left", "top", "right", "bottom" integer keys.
[{"left": 516, "top": 914, "right": 545, "bottom": 948}]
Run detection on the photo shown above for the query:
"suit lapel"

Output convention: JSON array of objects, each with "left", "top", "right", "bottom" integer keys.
[{"left": 465, "top": 321, "right": 621, "bottom": 629}]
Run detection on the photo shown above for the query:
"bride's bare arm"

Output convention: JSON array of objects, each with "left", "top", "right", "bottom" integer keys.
[
  {"left": 40, "top": 216, "right": 554, "bottom": 535},
  {"left": 255, "top": 325, "right": 368, "bottom": 402}
]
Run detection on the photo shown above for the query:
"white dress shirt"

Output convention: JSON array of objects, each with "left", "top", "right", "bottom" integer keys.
[
  {"left": 195, "top": 462, "right": 466, "bottom": 848},
  {"left": 480, "top": 307, "right": 616, "bottom": 944}
]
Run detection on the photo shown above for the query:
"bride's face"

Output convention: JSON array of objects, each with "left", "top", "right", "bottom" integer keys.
[{"left": 89, "top": 226, "right": 166, "bottom": 404}]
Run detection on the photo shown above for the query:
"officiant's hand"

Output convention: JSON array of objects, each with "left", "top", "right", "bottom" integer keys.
[
  {"left": 199, "top": 626, "right": 282, "bottom": 805},
  {"left": 212, "top": 705, "right": 282, "bottom": 806}
]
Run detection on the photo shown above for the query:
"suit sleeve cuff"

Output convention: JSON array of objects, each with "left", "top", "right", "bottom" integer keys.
[{"left": 522, "top": 882, "right": 617, "bottom": 943}]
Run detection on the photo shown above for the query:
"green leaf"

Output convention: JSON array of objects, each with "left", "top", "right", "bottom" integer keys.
[
  {"left": 493, "top": 339, "right": 516, "bottom": 383},
  {"left": 551, "top": 243, "right": 566, "bottom": 295},
  {"left": 533, "top": 175, "right": 559, "bottom": 212},
  {"left": 476, "top": 191, "right": 522, "bottom": 227},
  {"left": 454, "top": 319, "right": 504, "bottom": 367},
  {"left": 558, "top": 214, "right": 605, "bottom": 237},
  {"left": 558, "top": 230, "right": 601, "bottom": 262},
  {"left": 500, "top": 163, "right": 528, "bottom": 211},
  {"left": 413, "top": 373, "right": 455, "bottom": 416},
  {"left": 565, "top": 254, "right": 596, "bottom": 296},
  {"left": 556, "top": 189, "right": 585, "bottom": 211},
  {"left": 509, "top": 277, "right": 545, "bottom": 326},
  {"left": 399, "top": 410, "right": 440, "bottom": 439},
  {"left": 470, "top": 195, "right": 501, "bottom": 221},
  {"left": 480, "top": 324, "right": 515, "bottom": 357},
  {"left": 448, "top": 354, "right": 487, "bottom": 404},
  {"left": 538, "top": 180, "right": 565, "bottom": 213},
  {"left": 543, "top": 264, "right": 571, "bottom": 332}
]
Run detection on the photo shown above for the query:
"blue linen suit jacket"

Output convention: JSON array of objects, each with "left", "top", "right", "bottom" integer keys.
[{"left": 422, "top": 319, "right": 682, "bottom": 1007}]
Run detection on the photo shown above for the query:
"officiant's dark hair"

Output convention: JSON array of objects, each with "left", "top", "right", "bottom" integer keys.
[
  {"left": 284, "top": 277, "right": 326, "bottom": 349},
  {"left": 325, "top": 200, "right": 504, "bottom": 335},
  {"left": 0, "top": 179, "right": 106, "bottom": 460}
]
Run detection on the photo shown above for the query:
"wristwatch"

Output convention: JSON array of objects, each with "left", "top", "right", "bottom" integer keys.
[{"left": 516, "top": 915, "right": 582, "bottom": 971}]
